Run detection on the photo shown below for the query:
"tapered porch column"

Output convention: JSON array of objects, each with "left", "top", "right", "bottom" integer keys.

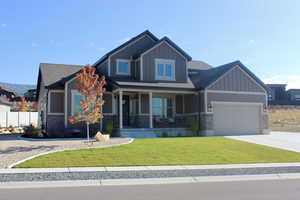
[
  {"left": 119, "top": 90, "right": 123, "bottom": 129},
  {"left": 149, "top": 92, "right": 153, "bottom": 128}
]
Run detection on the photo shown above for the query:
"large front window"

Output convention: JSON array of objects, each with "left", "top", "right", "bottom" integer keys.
[
  {"left": 152, "top": 97, "right": 173, "bottom": 118},
  {"left": 117, "top": 59, "right": 130, "bottom": 75},
  {"left": 155, "top": 59, "right": 175, "bottom": 80},
  {"left": 72, "top": 91, "right": 84, "bottom": 115}
]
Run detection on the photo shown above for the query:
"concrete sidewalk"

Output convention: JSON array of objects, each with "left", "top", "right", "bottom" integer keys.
[{"left": 2, "top": 163, "right": 300, "bottom": 184}]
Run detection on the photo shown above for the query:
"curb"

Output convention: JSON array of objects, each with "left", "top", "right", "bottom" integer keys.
[
  {"left": 1, "top": 173, "right": 300, "bottom": 189},
  {"left": 3, "top": 162, "right": 300, "bottom": 173},
  {"left": 7, "top": 138, "right": 134, "bottom": 169}
]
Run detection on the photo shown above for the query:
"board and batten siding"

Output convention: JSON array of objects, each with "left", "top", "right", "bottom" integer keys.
[
  {"left": 96, "top": 60, "right": 108, "bottom": 76},
  {"left": 208, "top": 66, "right": 265, "bottom": 93},
  {"left": 142, "top": 42, "right": 187, "bottom": 82},
  {"left": 206, "top": 92, "right": 267, "bottom": 106},
  {"left": 110, "top": 35, "right": 156, "bottom": 78}
]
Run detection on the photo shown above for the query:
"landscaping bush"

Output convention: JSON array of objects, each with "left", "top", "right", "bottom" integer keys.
[
  {"left": 161, "top": 132, "right": 168, "bottom": 137},
  {"left": 105, "top": 120, "right": 120, "bottom": 137},
  {"left": 23, "top": 124, "right": 43, "bottom": 138},
  {"left": 190, "top": 121, "right": 199, "bottom": 137}
]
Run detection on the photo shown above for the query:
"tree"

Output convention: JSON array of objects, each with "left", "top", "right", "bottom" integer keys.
[
  {"left": 18, "top": 97, "right": 28, "bottom": 112},
  {"left": 68, "top": 64, "right": 106, "bottom": 142}
]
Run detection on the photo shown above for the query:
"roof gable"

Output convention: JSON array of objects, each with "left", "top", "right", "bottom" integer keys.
[
  {"left": 92, "top": 30, "right": 159, "bottom": 67},
  {"left": 139, "top": 37, "right": 192, "bottom": 61},
  {"left": 189, "top": 60, "right": 268, "bottom": 92}
]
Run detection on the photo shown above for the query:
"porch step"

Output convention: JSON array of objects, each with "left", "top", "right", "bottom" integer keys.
[{"left": 120, "top": 128, "right": 158, "bottom": 138}]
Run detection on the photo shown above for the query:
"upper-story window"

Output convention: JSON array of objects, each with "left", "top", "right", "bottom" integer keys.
[
  {"left": 116, "top": 59, "right": 131, "bottom": 75},
  {"left": 295, "top": 95, "right": 300, "bottom": 101},
  {"left": 155, "top": 59, "right": 175, "bottom": 81}
]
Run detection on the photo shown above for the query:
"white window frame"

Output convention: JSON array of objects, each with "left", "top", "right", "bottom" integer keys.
[
  {"left": 155, "top": 59, "right": 175, "bottom": 81},
  {"left": 71, "top": 90, "right": 85, "bottom": 116},
  {"left": 116, "top": 59, "right": 131, "bottom": 75},
  {"left": 152, "top": 94, "right": 175, "bottom": 118}
]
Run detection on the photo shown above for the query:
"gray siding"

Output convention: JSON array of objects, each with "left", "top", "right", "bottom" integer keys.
[
  {"left": 142, "top": 42, "right": 187, "bottom": 82},
  {"left": 97, "top": 60, "right": 108, "bottom": 76},
  {"left": 110, "top": 35, "right": 156, "bottom": 79},
  {"left": 184, "top": 94, "right": 198, "bottom": 113},
  {"left": 288, "top": 90, "right": 300, "bottom": 101},
  {"left": 207, "top": 92, "right": 267, "bottom": 105},
  {"left": 103, "top": 93, "right": 112, "bottom": 113},
  {"left": 208, "top": 67, "right": 265, "bottom": 93},
  {"left": 141, "top": 93, "right": 149, "bottom": 113},
  {"left": 49, "top": 92, "right": 64, "bottom": 113}
]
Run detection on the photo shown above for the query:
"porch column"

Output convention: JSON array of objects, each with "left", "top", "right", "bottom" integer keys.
[
  {"left": 138, "top": 93, "right": 141, "bottom": 114},
  {"left": 149, "top": 92, "right": 153, "bottom": 128},
  {"left": 119, "top": 90, "right": 123, "bottom": 129}
]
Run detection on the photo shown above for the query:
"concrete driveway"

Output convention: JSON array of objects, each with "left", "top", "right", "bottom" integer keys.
[{"left": 227, "top": 132, "right": 300, "bottom": 153}]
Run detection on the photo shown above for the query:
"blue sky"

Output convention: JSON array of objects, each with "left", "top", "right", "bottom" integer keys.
[{"left": 0, "top": 0, "right": 299, "bottom": 88}]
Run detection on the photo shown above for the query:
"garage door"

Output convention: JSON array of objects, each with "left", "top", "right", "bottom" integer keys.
[{"left": 213, "top": 103, "right": 261, "bottom": 136}]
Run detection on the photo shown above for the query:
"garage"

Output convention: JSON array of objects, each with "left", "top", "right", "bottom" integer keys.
[{"left": 213, "top": 103, "right": 262, "bottom": 136}]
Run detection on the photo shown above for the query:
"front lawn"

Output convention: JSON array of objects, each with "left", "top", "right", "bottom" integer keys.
[{"left": 14, "top": 137, "right": 300, "bottom": 168}]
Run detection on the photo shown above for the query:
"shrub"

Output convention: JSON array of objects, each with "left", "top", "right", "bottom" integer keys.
[
  {"left": 23, "top": 124, "right": 43, "bottom": 138},
  {"left": 190, "top": 121, "right": 199, "bottom": 137},
  {"left": 161, "top": 132, "right": 168, "bottom": 137},
  {"left": 105, "top": 120, "right": 114, "bottom": 134}
]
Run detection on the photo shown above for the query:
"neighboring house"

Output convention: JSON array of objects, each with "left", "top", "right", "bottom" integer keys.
[
  {"left": 0, "top": 100, "right": 11, "bottom": 112},
  {"left": 267, "top": 84, "right": 300, "bottom": 105},
  {"left": 36, "top": 30, "right": 269, "bottom": 137}
]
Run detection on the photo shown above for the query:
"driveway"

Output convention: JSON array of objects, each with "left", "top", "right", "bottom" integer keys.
[
  {"left": 227, "top": 132, "right": 300, "bottom": 153},
  {"left": 0, "top": 134, "right": 131, "bottom": 168}
]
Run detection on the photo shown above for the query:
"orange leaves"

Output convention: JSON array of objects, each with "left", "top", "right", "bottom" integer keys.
[{"left": 68, "top": 64, "right": 106, "bottom": 125}]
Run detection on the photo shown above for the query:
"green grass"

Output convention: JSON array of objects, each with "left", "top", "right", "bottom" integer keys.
[{"left": 14, "top": 137, "right": 300, "bottom": 168}]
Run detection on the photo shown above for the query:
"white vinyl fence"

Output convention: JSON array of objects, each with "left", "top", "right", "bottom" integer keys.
[{"left": 0, "top": 112, "right": 38, "bottom": 127}]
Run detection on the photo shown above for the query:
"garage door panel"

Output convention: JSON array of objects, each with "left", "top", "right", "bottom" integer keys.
[{"left": 213, "top": 103, "right": 261, "bottom": 136}]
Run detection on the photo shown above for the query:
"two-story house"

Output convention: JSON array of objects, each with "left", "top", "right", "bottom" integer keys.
[{"left": 36, "top": 30, "right": 269, "bottom": 137}]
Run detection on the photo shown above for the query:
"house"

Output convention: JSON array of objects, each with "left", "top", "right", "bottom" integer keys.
[
  {"left": 0, "top": 100, "right": 11, "bottom": 112},
  {"left": 36, "top": 30, "right": 269, "bottom": 137},
  {"left": 267, "top": 84, "right": 300, "bottom": 105}
]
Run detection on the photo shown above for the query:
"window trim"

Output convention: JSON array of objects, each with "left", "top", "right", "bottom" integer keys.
[
  {"left": 116, "top": 59, "right": 131, "bottom": 75},
  {"left": 155, "top": 59, "right": 175, "bottom": 81}
]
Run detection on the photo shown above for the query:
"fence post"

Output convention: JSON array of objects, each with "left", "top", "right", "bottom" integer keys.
[
  {"left": 29, "top": 112, "right": 31, "bottom": 125},
  {"left": 6, "top": 111, "right": 8, "bottom": 128},
  {"left": 18, "top": 112, "right": 20, "bottom": 127}
]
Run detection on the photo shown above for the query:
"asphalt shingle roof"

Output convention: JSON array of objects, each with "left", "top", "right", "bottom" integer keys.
[{"left": 39, "top": 63, "right": 83, "bottom": 87}]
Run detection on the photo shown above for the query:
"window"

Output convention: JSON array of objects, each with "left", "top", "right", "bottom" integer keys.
[
  {"left": 117, "top": 59, "right": 130, "bottom": 75},
  {"left": 152, "top": 97, "right": 173, "bottom": 118},
  {"left": 155, "top": 59, "right": 175, "bottom": 80},
  {"left": 72, "top": 91, "right": 85, "bottom": 115},
  {"left": 295, "top": 95, "right": 300, "bottom": 101},
  {"left": 268, "top": 94, "right": 273, "bottom": 101}
]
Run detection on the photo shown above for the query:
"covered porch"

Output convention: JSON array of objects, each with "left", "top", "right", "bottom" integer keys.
[{"left": 113, "top": 89, "right": 199, "bottom": 130}]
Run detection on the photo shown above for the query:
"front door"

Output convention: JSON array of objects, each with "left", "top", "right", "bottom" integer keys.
[{"left": 122, "top": 95, "right": 130, "bottom": 126}]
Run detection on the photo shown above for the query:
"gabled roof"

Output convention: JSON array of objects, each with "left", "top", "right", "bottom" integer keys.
[
  {"left": 133, "top": 36, "right": 192, "bottom": 61},
  {"left": 36, "top": 63, "right": 83, "bottom": 99},
  {"left": 92, "top": 30, "right": 159, "bottom": 67},
  {"left": 39, "top": 63, "right": 83, "bottom": 87},
  {"left": 189, "top": 60, "right": 268, "bottom": 91},
  {"left": 188, "top": 60, "right": 212, "bottom": 70}
]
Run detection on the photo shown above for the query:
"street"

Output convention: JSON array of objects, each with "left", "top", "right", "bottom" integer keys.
[{"left": 1, "top": 179, "right": 300, "bottom": 200}]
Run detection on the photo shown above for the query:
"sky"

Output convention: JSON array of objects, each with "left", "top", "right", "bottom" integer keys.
[{"left": 0, "top": 0, "right": 300, "bottom": 88}]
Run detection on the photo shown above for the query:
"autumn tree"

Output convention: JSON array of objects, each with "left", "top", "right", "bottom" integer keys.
[
  {"left": 68, "top": 64, "right": 106, "bottom": 142},
  {"left": 18, "top": 97, "right": 28, "bottom": 112}
]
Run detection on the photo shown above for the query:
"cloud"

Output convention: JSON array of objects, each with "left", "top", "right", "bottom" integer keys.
[
  {"left": 263, "top": 74, "right": 300, "bottom": 89},
  {"left": 1, "top": 23, "right": 7, "bottom": 28}
]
